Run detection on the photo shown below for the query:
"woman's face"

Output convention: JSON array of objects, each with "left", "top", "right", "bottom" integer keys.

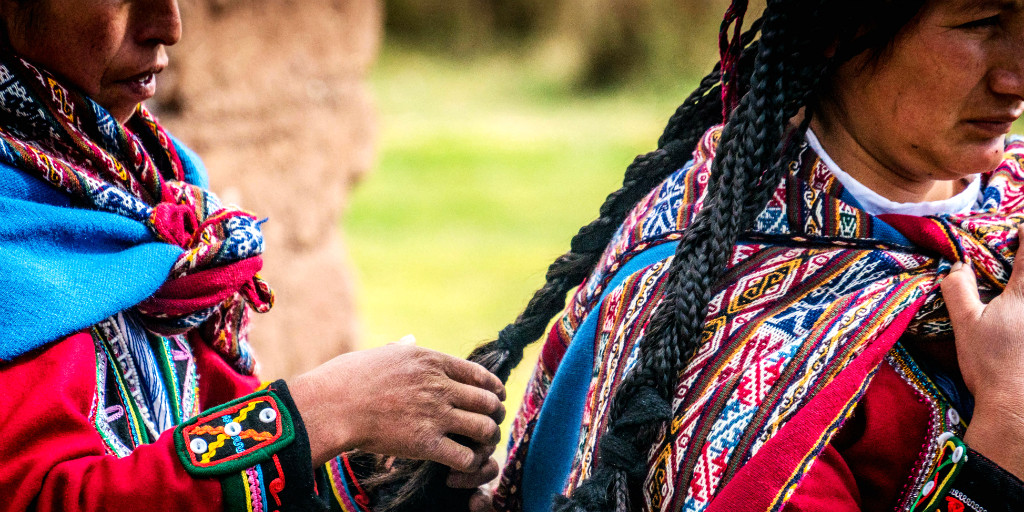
[
  {"left": 821, "top": 0, "right": 1024, "bottom": 182},
  {"left": 1, "top": 0, "right": 181, "bottom": 124}
]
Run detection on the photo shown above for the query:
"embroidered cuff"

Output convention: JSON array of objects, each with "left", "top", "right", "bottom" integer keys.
[
  {"left": 913, "top": 433, "right": 1024, "bottom": 512},
  {"left": 175, "top": 383, "right": 295, "bottom": 477},
  {"left": 175, "top": 380, "right": 328, "bottom": 512}
]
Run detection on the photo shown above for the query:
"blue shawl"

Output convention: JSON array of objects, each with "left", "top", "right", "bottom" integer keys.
[{"left": 0, "top": 141, "right": 209, "bottom": 360}]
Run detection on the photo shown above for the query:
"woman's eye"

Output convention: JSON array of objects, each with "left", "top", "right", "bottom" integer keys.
[{"left": 956, "top": 15, "right": 1001, "bottom": 30}]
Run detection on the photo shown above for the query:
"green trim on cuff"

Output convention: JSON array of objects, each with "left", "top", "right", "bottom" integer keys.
[
  {"left": 222, "top": 471, "right": 252, "bottom": 512},
  {"left": 913, "top": 433, "right": 969, "bottom": 512},
  {"left": 174, "top": 389, "right": 295, "bottom": 477}
]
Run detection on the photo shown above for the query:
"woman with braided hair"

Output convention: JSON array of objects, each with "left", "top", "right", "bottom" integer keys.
[
  {"left": 0, "top": 0, "right": 509, "bottom": 511},
  {"left": 356, "top": 0, "right": 1024, "bottom": 511}
]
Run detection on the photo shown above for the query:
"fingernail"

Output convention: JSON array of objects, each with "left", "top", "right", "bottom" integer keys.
[
  {"left": 398, "top": 334, "right": 417, "bottom": 345},
  {"left": 951, "top": 261, "right": 964, "bottom": 273}
]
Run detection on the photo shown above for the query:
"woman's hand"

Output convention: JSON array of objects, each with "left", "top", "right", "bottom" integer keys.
[
  {"left": 288, "top": 341, "right": 506, "bottom": 477},
  {"left": 942, "top": 225, "right": 1024, "bottom": 479}
]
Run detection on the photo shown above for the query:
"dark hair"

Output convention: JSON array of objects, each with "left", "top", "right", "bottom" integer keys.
[
  {"left": 1, "top": 0, "right": 44, "bottom": 45},
  {"left": 366, "top": 1, "right": 928, "bottom": 511}
]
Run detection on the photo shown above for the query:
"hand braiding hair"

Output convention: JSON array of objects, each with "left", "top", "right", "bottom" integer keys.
[{"left": 368, "top": 1, "right": 926, "bottom": 511}]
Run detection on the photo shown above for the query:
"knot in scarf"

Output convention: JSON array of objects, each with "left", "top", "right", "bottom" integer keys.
[{"left": 0, "top": 53, "right": 272, "bottom": 367}]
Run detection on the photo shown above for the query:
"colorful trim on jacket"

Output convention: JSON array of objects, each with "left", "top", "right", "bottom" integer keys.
[
  {"left": 89, "top": 313, "right": 200, "bottom": 456},
  {"left": 889, "top": 345, "right": 969, "bottom": 512},
  {"left": 913, "top": 434, "right": 1024, "bottom": 512},
  {"left": 88, "top": 315, "right": 342, "bottom": 512},
  {"left": 322, "top": 454, "right": 373, "bottom": 512},
  {"left": 214, "top": 381, "right": 329, "bottom": 512}
]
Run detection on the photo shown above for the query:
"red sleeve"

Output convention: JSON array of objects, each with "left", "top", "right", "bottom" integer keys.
[
  {"left": 781, "top": 444, "right": 862, "bottom": 512},
  {"left": 0, "top": 333, "right": 223, "bottom": 512},
  {"left": 190, "top": 331, "right": 262, "bottom": 408}
]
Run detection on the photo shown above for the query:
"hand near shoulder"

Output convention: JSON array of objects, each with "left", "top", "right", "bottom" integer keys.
[
  {"left": 942, "top": 225, "right": 1024, "bottom": 479},
  {"left": 288, "top": 339, "right": 506, "bottom": 489}
]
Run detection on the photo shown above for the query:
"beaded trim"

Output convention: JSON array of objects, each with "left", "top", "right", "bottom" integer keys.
[
  {"left": 912, "top": 434, "right": 968, "bottom": 512},
  {"left": 888, "top": 345, "right": 968, "bottom": 512}
]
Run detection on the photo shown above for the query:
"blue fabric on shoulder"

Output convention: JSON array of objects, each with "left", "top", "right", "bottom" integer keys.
[
  {"left": 838, "top": 188, "right": 913, "bottom": 246},
  {"left": 0, "top": 139, "right": 207, "bottom": 360},
  {"left": 172, "top": 135, "right": 210, "bottom": 189},
  {"left": 522, "top": 241, "right": 679, "bottom": 512}
]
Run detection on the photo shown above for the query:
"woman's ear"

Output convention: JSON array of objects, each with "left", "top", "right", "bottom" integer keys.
[{"left": 0, "top": 0, "right": 31, "bottom": 45}]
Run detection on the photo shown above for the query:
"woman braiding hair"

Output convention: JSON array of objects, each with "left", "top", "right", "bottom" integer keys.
[{"left": 365, "top": 0, "right": 1024, "bottom": 511}]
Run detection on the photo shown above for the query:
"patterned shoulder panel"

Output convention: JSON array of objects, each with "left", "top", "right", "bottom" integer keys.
[
  {"left": 175, "top": 389, "right": 295, "bottom": 477},
  {"left": 559, "top": 127, "right": 722, "bottom": 343}
]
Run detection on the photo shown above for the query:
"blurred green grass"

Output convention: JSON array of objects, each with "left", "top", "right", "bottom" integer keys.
[{"left": 344, "top": 46, "right": 697, "bottom": 436}]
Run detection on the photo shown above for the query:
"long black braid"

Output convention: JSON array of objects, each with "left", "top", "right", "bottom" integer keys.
[{"left": 366, "top": 1, "right": 927, "bottom": 511}]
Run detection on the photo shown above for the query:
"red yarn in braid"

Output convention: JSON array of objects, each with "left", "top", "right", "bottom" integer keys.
[{"left": 719, "top": 0, "right": 749, "bottom": 120}]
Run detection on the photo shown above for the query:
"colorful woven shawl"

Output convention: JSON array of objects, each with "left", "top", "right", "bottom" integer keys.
[
  {"left": 498, "top": 126, "right": 1024, "bottom": 512},
  {"left": 0, "top": 52, "right": 272, "bottom": 369}
]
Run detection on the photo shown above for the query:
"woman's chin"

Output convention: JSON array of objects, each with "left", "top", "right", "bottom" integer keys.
[
  {"left": 100, "top": 102, "right": 143, "bottom": 125},
  {"left": 954, "top": 139, "right": 1009, "bottom": 177},
  {"left": 97, "top": 87, "right": 153, "bottom": 124}
]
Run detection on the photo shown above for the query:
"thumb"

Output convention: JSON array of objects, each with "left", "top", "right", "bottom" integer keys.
[{"left": 941, "top": 261, "right": 984, "bottom": 327}]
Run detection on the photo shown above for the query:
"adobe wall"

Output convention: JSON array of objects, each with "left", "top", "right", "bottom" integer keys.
[{"left": 158, "top": 0, "right": 382, "bottom": 379}]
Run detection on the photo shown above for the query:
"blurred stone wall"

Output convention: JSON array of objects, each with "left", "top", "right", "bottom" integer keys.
[{"left": 156, "top": 0, "right": 382, "bottom": 379}]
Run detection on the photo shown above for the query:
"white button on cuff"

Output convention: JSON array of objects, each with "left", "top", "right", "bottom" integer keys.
[
  {"left": 922, "top": 480, "right": 935, "bottom": 497},
  {"left": 937, "top": 432, "right": 955, "bottom": 446},
  {"left": 224, "top": 422, "right": 242, "bottom": 437},
  {"left": 259, "top": 408, "right": 277, "bottom": 423},
  {"left": 952, "top": 446, "right": 965, "bottom": 463},
  {"left": 947, "top": 408, "right": 961, "bottom": 425},
  {"left": 190, "top": 438, "right": 208, "bottom": 455}
]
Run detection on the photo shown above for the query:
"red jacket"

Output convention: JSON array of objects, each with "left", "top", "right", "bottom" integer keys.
[{"left": 0, "top": 330, "right": 366, "bottom": 512}]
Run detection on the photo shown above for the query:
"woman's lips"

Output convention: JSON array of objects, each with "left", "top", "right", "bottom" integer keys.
[
  {"left": 112, "top": 72, "right": 157, "bottom": 101},
  {"left": 964, "top": 118, "right": 1018, "bottom": 137}
]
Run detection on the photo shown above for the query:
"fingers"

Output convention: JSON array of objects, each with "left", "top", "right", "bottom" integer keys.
[
  {"left": 443, "top": 357, "right": 506, "bottom": 401},
  {"left": 450, "top": 383, "right": 506, "bottom": 424},
  {"left": 942, "top": 261, "right": 984, "bottom": 326},
  {"left": 448, "top": 457, "right": 500, "bottom": 489},
  {"left": 468, "top": 485, "right": 497, "bottom": 512},
  {"left": 446, "top": 409, "right": 503, "bottom": 446},
  {"left": 428, "top": 437, "right": 479, "bottom": 472}
]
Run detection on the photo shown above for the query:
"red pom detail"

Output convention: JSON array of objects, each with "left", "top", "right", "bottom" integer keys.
[{"left": 945, "top": 496, "right": 965, "bottom": 512}]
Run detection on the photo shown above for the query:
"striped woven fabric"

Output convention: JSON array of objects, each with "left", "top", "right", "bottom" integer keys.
[{"left": 497, "top": 125, "right": 1024, "bottom": 512}]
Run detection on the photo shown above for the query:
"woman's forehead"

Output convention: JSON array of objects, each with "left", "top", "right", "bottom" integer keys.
[{"left": 947, "top": 0, "right": 1024, "bottom": 14}]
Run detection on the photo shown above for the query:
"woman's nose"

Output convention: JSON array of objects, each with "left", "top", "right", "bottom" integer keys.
[
  {"left": 134, "top": 0, "right": 182, "bottom": 47},
  {"left": 991, "top": 19, "right": 1024, "bottom": 99},
  {"left": 990, "top": 67, "right": 1024, "bottom": 99}
]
